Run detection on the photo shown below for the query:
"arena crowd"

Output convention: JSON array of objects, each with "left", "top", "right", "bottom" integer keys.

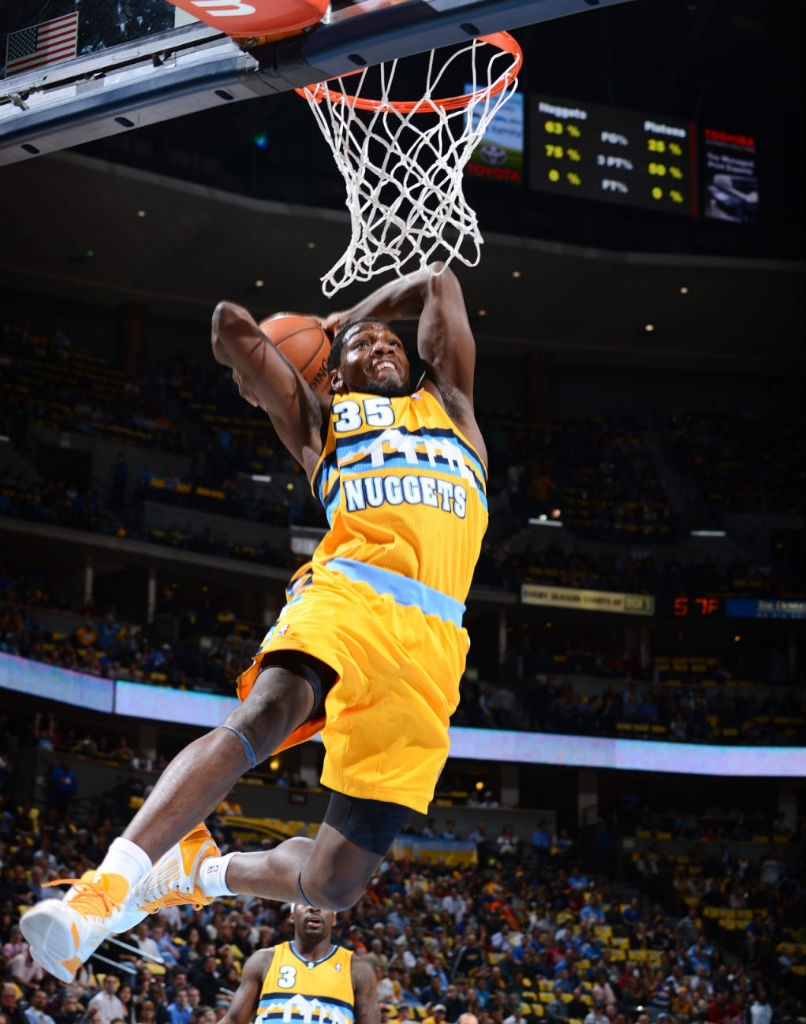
[
  {"left": 0, "top": 792, "right": 803, "bottom": 1024},
  {"left": 1, "top": 566, "right": 803, "bottom": 746}
]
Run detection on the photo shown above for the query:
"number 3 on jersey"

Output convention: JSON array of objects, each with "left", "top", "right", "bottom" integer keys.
[
  {"left": 277, "top": 965, "right": 297, "bottom": 989},
  {"left": 333, "top": 396, "right": 395, "bottom": 432}
]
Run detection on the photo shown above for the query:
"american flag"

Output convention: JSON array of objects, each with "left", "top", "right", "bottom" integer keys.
[{"left": 5, "top": 11, "right": 79, "bottom": 78}]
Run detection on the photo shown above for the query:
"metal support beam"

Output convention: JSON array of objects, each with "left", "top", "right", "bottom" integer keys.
[{"left": 0, "top": 0, "right": 634, "bottom": 165}]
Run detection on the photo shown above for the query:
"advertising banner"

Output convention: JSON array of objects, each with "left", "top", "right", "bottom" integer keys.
[
  {"left": 724, "top": 598, "right": 806, "bottom": 620},
  {"left": 466, "top": 89, "right": 524, "bottom": 185},
  {"left": 521, "top": 583, "right": 655, "bottom": 616},
  {"left": 703, "top": 127, "right": 759, "bottom": 226}
]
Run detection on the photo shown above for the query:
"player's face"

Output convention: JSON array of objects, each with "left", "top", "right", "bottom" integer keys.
[
  {"left": 294, "top": 905, "right": 335, "bottom": 942},
  {"left": 335, "top": 322, "right": 410, "bottom": 396}
]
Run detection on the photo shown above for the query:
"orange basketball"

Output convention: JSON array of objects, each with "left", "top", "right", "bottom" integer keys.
[{"left": 259, "top": 313, "right": 331, "bottom": 397}]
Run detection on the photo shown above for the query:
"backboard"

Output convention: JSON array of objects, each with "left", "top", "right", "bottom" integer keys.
[{"left": 0, "top": 0, "right": 634, "bottom": 166}]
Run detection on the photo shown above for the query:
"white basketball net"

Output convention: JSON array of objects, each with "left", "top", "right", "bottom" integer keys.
[{"left": 297, "top": 34, "right": 522, "bottom": 295}]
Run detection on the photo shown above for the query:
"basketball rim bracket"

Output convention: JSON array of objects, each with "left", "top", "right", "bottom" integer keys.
[{"left": 0, "top": 0, "right": 634, "bottom": 167}]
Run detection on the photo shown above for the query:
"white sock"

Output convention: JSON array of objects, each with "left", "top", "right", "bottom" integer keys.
[
  {"left": 98, "top": 838, "right": 153, "bottom": 889},
  {"left": 198, "top": 853, "right": 237, "bottom": 898}
]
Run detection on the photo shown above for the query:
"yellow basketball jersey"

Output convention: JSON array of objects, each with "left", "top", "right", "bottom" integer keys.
[
  {"left": 255, "top": 941, "right": 355, "bottom": 1024},
  {"left": 310, "top": 388, "right": 488, "bottom": 610}
]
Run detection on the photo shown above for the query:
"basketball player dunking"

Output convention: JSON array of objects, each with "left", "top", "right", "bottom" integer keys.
[{"left": 21, "top": 263, "right": 488, "bottom": 982}]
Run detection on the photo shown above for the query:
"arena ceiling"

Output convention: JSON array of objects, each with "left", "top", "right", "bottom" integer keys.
[
  {"left": 2, "top": 2, "right": 804, "bottom": 375},
  {"left": 2, "top": 152, "right": 803, "bottom": 374}
]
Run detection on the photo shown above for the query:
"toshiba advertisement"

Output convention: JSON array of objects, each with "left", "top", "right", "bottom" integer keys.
[{"left": 703, "top": 127, "right": 759, "bottom": 226}]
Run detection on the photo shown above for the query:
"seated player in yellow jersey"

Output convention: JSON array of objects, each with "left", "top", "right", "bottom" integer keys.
[
  {"left": 220, "top": 904, "right": 376, "bottom": 1024},
  {"left": 20, "top": 263, "right": 488, "bottom": 983}
]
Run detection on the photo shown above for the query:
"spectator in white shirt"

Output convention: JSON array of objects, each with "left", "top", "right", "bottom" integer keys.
[
  {"left": 6, "top": 949, "right": 45, "bottom": 993},
  {"left": 131, "top": 923, "right": 161, "bottom": 963},
  {"left": 87, "top": 977, "right": 125, "bottom": 1024},
  {"left": 583, "top": 1004, "right": 609, "bottom": 1024},
  {"left": 746, "top": 989, "right": 773, "bottom": 1024}
]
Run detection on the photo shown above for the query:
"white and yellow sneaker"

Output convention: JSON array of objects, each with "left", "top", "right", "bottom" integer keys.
[
  {"left": 133, "top": 824, "right": 220, "bottom": 914},
  {"left": 21, "top": 871, "right": 132, "bottom": 982}
]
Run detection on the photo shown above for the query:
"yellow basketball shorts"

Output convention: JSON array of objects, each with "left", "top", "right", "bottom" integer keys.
[{"left": 237, "top": 559, "right": 469, "bottom": 814}]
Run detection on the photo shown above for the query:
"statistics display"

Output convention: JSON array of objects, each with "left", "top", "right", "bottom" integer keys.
[{"left": 528, "top": 95, "right": 697, "bottom": 216}]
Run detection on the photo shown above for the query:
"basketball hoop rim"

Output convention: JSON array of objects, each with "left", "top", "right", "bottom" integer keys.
[{"left": 296, "top": 31, "right": 522, "bottom": 113}]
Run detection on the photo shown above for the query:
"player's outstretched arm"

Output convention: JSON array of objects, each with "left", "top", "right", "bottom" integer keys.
[
  {"left": 322, "top": 264, "right": 485, "bottom": 465},
  {"left": 351, "top": 955, "right": 380, "bottom": 1024},
  {"left": 413, "top": 264, "right": 482, "bottom": 447},
  {"left": 322, "top": 266, "right": 437, "bottom": 331},
  {"left": 212, "top": 300, "right": 325, "bottom": 477},
  {"left": 219, "top": 948, "right": 273, "bottom": 1024}
]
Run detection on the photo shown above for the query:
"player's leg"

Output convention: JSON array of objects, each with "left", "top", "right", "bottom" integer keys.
[
  {"left": 121, "top": 656, "right": 322, "bottom": 858},
  {"left": 141, "top": 792, "right": 410, "bottom": 912},
  {"left": 19, "top": 656, "right": 325, "bottom": 980},
  {"left": 299, "top": 791, "right": 411, "bottom": 908},
  {"left": 193, "top": 824, "right": 377, "bottom": 911}
]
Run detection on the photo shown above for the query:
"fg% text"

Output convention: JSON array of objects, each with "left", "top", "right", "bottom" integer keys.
[{"left": 545, "top": 120, "right": 582, "bottom": 138}]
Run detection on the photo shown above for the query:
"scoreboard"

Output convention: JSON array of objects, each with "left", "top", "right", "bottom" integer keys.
[{"left": 527, "top": 95, "right": 698, "bottom": 217}]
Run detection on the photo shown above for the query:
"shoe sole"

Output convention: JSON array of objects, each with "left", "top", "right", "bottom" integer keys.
[{"left": 20, "top": 903, "right": 84, "bottom": 982}]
